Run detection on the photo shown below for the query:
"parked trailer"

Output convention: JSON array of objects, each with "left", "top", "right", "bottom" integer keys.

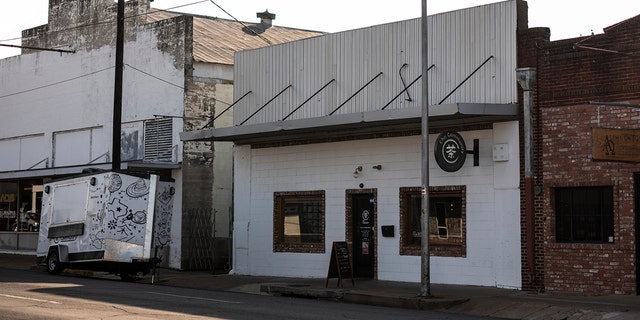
[{"left": 36, "top": 170, "right": 174, "bottom": 281}]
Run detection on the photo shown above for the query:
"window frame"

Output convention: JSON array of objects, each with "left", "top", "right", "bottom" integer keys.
[
  {"left": 399, "top": 186, "right": 466, "bottom": 257},
  {"left": 554, "top": 186, "right": 614, "bottom": 244},
  {"left": 273, "top": 190, "right": 325, "bottom": 253}
]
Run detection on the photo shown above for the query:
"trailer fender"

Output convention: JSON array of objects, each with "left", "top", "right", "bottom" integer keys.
[
  {"left": 53, "top": 245, "right": 69, "bottom": 263},
  {"left": 46, "top": 245, "right": 68, "bottom": 275}
]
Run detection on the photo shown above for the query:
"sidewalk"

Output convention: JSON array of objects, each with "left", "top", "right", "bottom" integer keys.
[{"left": 3, "top": 251, "right": 640, "bottom": 320}]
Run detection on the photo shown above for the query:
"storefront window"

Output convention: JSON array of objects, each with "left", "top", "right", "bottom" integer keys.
[
  {"left": 399, "top": 186, "right": 466, "bottom": 257},
  {"left": 273, "top": 191, "right": 325, "bottom": 253},
  {"left": 555, "top": 186, "right": 614, "bottom": 243},
  {"left": 0, "top": 182, "right": 19, "bottom": 231}
]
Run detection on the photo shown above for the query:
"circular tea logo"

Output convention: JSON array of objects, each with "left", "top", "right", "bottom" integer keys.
[{"left": 434, "top": 131, "right": 467, "bottom": 172}]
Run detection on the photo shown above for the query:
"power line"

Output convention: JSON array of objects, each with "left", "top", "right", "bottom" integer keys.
[
  {"left": 0, "top": 63, "right": 233, "bottom": 108},
  {"left": 0, "top": 43, "right": 75, "bottom": 53},
  {"left": 0, "top": 0, "right": 210, "bottom": 45},
  {"left": 208, "top": 0, "right": 271, "bottom": 45},
  {"left": 0, "top": 1, "right": 240, "bottom": 111},
  {"left": 0, "top": 66, "right": 113, "bottom": 99},
  {"left": 125, "top": 64, "right": 184, "bottom": 91},
  {"left": 125, "top": 63, "right": 231, "bottom": 106},
  {"left": 1, "top": 0, "right": 273, "bottom": 57},
  {"left": 0, "top": 63, "right": 236, "bottom": 111}
]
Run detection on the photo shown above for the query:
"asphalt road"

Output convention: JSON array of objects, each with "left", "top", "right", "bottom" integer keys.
[{"left": 0, "top": 267, "right": 494, "bottom": 320}]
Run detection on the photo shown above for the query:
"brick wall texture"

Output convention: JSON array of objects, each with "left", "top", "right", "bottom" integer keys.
[{"left": 520, "top": 16, "right": 640, "bottom": 294}]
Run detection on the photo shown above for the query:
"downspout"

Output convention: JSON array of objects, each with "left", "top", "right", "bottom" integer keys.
[{"left": 516, "top": 68, "right": 537, "bottom": 287}]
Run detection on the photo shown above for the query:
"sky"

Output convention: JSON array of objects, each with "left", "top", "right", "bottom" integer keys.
[{"left": 1, "top": 0, "right": 639, "bottom": 59}]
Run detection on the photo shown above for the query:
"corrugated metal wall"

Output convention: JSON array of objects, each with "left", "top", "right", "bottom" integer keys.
[{"left": 234, "top": 1, "right": 519, "bottom": 126}]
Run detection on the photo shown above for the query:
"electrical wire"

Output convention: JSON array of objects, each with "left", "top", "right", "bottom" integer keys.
[
  {"left": 0, "top": 1, "right": 250, "bottom": 110},
  {"left": 0, "top": 0, "right": 209, "bottom": 44},
  {"left": 125, "top": 63, "right": 231, "bottom": 106},
  {"left": 1, "top": 0, "right": 273, "bottom": 56},
  {"left": 0, "top": 66, "right": 113, "bottom": 99},
  {"left": 208, "top": 0, "right": 271, "bottom": 45},
  {"left": 0, "top": 63, "right": 233, "bottom": 109}
]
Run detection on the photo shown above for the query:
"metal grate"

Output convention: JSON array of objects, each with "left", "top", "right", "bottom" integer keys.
[
  {"left": 144, "top": 118, "right": 173, "bottom": 162},
  {"left": 186, "top": 208, "right": 216, "bottom": 271}
]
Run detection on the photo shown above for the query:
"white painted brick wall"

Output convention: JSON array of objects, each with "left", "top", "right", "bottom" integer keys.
[{"left": 233, "top": 121, "right": 521, "bottom": 288}]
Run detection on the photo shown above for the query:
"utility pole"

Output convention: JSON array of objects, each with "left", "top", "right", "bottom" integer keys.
[
  {"left": 112, "top": 0, "right": 124, "bottom": 171},
  {"left": 419, "top": 0, "right": 431, "bottom": 297}
]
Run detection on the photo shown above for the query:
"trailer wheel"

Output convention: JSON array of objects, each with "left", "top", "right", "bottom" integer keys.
[
  {"left": 120, "top": 272, "right": 143, "bottom": 282},
  {"left": 46, "top": 250, "right": 63, "bottom": 274}
]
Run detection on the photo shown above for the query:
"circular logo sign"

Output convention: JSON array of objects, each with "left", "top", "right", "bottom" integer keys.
[
  {"left": 434, "top": 131, "right": 467, "bottom": 172},
  {"left": 362, "top": 210, "right": 370, "bottom": 223}
]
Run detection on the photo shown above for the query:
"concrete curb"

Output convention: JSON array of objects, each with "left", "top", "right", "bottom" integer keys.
[
  {"left": 261, "top": 283, "right": 468, "bottom": 310},
  {"left": 261, "top": 284, "right": 344, "bottom": 300},
  {"left": 343, "top": 291, "right": 469, "bottom": 310}
]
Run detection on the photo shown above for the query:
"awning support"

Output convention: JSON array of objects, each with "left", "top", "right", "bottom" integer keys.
[
  {"left": 399, "top": 63, "right": 414, "bottom": 101},
  {"left": 89, "top": 151, "right": 110, "bottom": 164},
  {"left": 201, "top": 91, "right": 252, "bottom": 129},
  {"left": 329, "top": 72, "right": 383, "bottom": 116},
  {"left": 438, "top": 55, "right": 494, "bottom": 105},
  {"left": 382, "top": 75, "right": 421, "bottom": 110},
  {"left": 27, "top": 157, "right": 49, "bottom": 170},
  {"left": 381, "top": 64, "right": 434, "bottom": 110},
  {"left": 240, "top": 85, "right": 292, "bottom": 125},
  {"left": 283, "top": 79, "right": 335, "bottom": 121},
  {"left": 467, "top": 139, "right": 479, "bottom": 166}
]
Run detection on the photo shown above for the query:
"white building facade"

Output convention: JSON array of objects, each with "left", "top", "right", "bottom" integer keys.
[
  {"left": 182, "top": 0, "right": 527, "bottom": 288},
  {"left": 0, "top": 4, "right": 187, "bottom": 268},
  {"left": 0, "top": 0, "right": 323, "bottom": 271}
]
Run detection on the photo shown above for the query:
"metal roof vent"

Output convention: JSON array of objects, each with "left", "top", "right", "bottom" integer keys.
[{"left": 257, "top": 10, "right": 275, "bottom": 28}]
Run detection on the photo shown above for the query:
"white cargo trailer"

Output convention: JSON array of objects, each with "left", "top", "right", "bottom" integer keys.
[{"left": 36, "top": 170, "right": 174, "bottom": 280}]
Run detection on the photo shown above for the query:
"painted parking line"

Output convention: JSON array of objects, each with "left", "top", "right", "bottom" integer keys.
[{"left": 0, "top": 293, "right": 61, "bottom": 304}]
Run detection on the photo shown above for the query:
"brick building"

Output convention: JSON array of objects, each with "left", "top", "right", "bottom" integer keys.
[{"left": 520, "top": 15, "right": 640, "bottom": 294}]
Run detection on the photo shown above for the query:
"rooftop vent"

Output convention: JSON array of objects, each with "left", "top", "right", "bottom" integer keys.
[{"left": 257, "top": 10, "right": 275, "bottom": 28}]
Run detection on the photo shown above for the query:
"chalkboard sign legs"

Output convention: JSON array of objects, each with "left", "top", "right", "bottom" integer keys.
[{"left": 325, "top": 241, "right": 355, "bottom": 288}]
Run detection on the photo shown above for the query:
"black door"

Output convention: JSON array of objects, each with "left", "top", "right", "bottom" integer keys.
[
  {"left": 635, "top": 174, "right": 640, "bottom": 295},
  {"left": 352, "top": 193, "right": 375, "bottom": 278}
]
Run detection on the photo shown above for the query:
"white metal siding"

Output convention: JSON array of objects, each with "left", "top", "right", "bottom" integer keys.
[
  {"left": 429, "top": 2, "right": 518, "bottom": 105},
  {"left": 234, "top": 1, "right": 519, "bottom": 126}
]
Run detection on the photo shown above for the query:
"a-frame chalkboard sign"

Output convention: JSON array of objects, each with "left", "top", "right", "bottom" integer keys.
[{"left": 325, "top": 241, "right": 355, "bottom": 288}]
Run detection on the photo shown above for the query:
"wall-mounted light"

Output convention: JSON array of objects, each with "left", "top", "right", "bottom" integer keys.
[
  {"left": 372, "top": 164, "right": 382, "bottom": 170},
  {"left": 534, "top": 185, "right": 543, "bottom": 196},
  {"left": 352, "top": 165, "right": 363, "bottom": 178}
]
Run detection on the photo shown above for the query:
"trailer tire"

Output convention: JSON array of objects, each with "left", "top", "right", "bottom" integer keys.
[
  {"left": 46, "top": 250, "right": 63, "bottom": 275},
  {"left": 120, "top": 271, "right": 143, "bottom": 282}
]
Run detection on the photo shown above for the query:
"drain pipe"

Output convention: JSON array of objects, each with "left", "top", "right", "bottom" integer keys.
[{"left": 516, "top": 67, "right": 537, "bottom": 287}]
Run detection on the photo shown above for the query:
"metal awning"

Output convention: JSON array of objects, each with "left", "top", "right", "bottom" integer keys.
[
  {"left": 180, "top": 103, "right": 518, "bottom": 145},
  {"left": 0, "top": 162, "right": 180, "bottom": 181}
]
